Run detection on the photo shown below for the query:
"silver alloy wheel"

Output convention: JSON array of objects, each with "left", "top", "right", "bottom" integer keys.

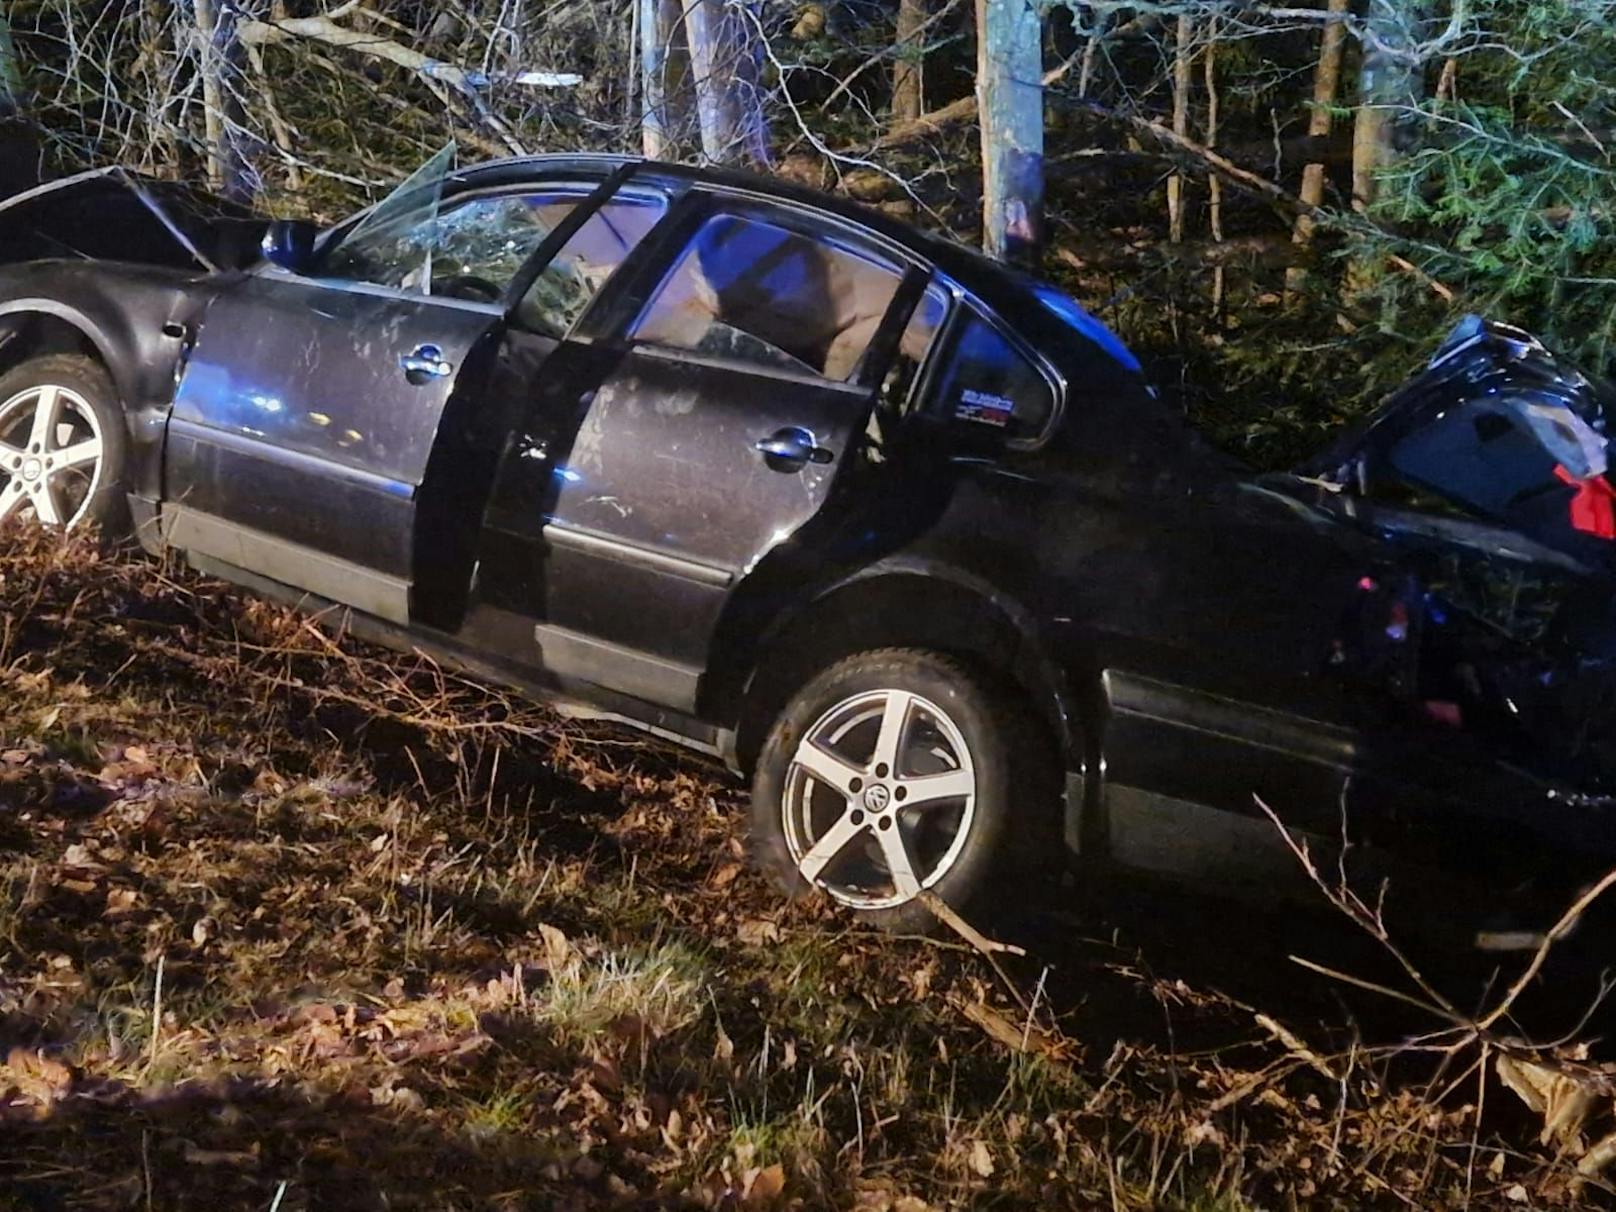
[
  {"left": 782, "top": 688, "right": 978, "bottom": 910},
  {"left": 0, "top": 384, "right": 105, "bottom": 529}
]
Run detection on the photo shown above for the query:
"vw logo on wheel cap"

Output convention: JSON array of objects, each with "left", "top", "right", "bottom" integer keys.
[{"left": 862, "top": 783, "right": 891, "bottom": 812}]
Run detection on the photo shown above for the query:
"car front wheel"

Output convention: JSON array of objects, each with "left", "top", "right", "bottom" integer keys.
[
  {"left": 751, "top": 649, "right": 1028, "bottom": 933},
  {"left": 0, "top": 354, "right": 127, "bottom": 533}
]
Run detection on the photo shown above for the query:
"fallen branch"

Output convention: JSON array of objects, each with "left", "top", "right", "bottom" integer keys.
[
  {"left": 236, "top": 9, "right": 582, "bottom": 96},
  {"left": 917, "top": 890, "right": 1025, "bottom": 958},
  {"left": 953, "top": 995, "right": 1075, "bottom": 1067}
]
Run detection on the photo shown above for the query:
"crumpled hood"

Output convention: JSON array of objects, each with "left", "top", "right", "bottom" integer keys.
[{"left": 0, "top": 167, "right": 266, "bottom": 273}]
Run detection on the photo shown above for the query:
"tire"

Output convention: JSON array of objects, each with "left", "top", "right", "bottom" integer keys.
[
  {"left": 0, "top": 354, "right": 128, "bottom": 535},
  {"left": 751, "top": 648, "right": 1048, "bottom": 934}
]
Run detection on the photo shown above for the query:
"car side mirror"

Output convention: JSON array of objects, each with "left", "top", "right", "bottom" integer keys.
[{"left": 260, "top": 219, "right": 318, "bottom": 273}]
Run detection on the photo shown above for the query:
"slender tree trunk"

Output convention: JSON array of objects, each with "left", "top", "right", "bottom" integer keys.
[
  {"left": 1077, "top": 8, "right": 1108, "bottom": 100},
  {"left": 892, "top": 0, "right": 926, "bottom": 126},
  {"left": 194, "top": 0, "right": 253, "bottom": 202},
  {"left": 0, "top": 13, "right": 23, "bottom": 110},
  {"left": 1347, "top": 0, "right": 1430, "bottom": 297},
  {"left": 976, "top": 0, "right": 1044, "bottom": 263},
  {"left": 1351, "top": 0, "right": 1429, "bottom": 214},
  {"left": 1286, "top": 0, "right": 1349, "bottom": 299},
  {"left": 1168, "top": 10, "right": 1194, "bottom": 244},
  {"left": 640, "top": 0, "right": 668, "bottom": 156},
  {"left": 640, "top": 0, "right": 691, "bottom": 158},
  {"left": 1204, "top": 16, "right": 1224, "bottom": 313},
  {"left": 685, "top": 0, "right": 769, "bottom": 165}
]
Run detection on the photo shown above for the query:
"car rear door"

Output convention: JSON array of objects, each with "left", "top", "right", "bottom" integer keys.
[
  {"left": 474, "top": 192, "right": 937, "bottom": 710},
  {"left": 165, "top": 171, "right": 620, "bottom": 625}
]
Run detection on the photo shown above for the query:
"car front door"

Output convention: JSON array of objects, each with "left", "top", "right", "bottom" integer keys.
[
  {"left": 165, "top": 167, "right": 616, "bottom": 624},
  {"left": 474, "top": 195, "right": 935, "bottom": 710}
]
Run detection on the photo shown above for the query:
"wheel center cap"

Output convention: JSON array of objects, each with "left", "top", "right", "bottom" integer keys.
[
  {"left": 862, "top": 783, "right": 891, "bottom": 813},
  {"left": 20, "top": 457, "right": 41, "bottom": 482}
]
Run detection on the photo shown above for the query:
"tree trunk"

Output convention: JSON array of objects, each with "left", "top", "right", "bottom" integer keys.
[
  {"left": 685, "top": 0, "right": 769, "bottom": 166},
  {"left": 1204, "top": 15, "right": 1224, "bottom": 313},
  {"left": 1168, "top": 10, "right": 1194, "bottom": 244},
  {"left": 976, "top": 0, "right": 1043, "bottom": 263},
  {"left": 0, "top": 13, "right": 23, "bottom": 110},
  {"left": 194, "top": 0, "right": 253, "bottom": 202},
  {"left": 639, "top": 0, "right": 674, "bottom": 157},
  {"left": 892, "top": 0, "right": 926, "bottom": 126},
  {"left": 1285, "top": 0, "right": 1349, "bottom": 298},
  {"left": 1351, "top": 0, "right": 1429, "bottom": 214}
]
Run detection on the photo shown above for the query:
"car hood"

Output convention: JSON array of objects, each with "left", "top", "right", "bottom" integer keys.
[{"left": 0, "top": 167, "right": 267, "bottom": 273}]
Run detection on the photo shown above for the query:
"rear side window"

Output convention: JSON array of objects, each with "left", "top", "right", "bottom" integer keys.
[
  {"left": 630, "top": 212, "right": 903, "bottom": 381},
  {"left": 930, "top": 307, "right": 1056, "bottom": 443}
]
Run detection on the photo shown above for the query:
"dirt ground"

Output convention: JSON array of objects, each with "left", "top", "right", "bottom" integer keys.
[{"left": 0, "top": 527, "right": 1610, "bottom": 1210}]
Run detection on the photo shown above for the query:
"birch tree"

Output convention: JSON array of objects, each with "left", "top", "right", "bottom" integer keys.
[
  {"left": 1351, "top": 0, "right": 1431, "bottom": 214},
  {"left": 685, "top": 0, "right": 769, "bottom": 165},
  {"left": 639, "top": 0, "right": 688, "bottom": 158},
  {"left": 976, "top": 0, "right": 1043, "bottom": 262}
]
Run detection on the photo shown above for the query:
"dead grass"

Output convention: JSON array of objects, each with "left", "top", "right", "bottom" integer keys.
[{"left": 0, "top": 525, "right": 1605, "bottom": 1209}]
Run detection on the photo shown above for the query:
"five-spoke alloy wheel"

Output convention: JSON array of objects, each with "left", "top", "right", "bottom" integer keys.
[
  {"left": 752, "top": 649, "right": 1021, "bottom": 932},
  {"left": 0, "top": 355, "right": 126, "bottom": 533}
]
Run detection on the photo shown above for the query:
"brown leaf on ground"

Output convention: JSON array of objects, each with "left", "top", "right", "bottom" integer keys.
[
  {"left": 744, "top": 1163, "right": 785, "bottom": 1207},
  {"left": 3, "top": 1048, "right": 75, "bottom": 1106}
]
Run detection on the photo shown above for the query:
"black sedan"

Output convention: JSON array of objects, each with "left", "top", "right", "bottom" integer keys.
[{"left": 3, "top": 152, "right": 1615, "bottom": 938}]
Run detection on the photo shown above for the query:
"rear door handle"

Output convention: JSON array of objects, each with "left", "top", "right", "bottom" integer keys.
[
  {"left": 755, "top": 426, "right": 834, "bottom": 470},
  {"left": 400, "top": 343, "right": 453, "bottom": 385}
]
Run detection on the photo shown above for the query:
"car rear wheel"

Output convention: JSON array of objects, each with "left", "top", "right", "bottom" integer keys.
[
  {"left": 751, "top": 649, "right": 1031, "bottom": 934},
  {"left": 0, "top": 355, "right": 127, "bottom": 533}
]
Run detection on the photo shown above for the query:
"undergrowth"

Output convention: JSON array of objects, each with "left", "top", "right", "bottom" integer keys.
[{"left": 0, "top": 526, "right": 1600, "bottom": 1209}]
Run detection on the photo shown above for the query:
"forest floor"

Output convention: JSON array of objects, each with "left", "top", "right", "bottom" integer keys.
[{"left": 0, "top": 526, "right": 1606, "bottom": 1210}]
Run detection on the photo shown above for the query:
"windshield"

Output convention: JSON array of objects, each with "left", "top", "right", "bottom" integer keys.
[{"left": 318, "top": 142, "right": 456, "bottom": 286}]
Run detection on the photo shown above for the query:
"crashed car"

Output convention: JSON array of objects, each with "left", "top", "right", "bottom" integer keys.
[{"left": 2, "top": 152, "right": 1614, "bottom": 937}]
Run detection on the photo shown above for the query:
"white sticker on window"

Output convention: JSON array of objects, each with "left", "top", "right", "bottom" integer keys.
[{"left": 956, "top": 388, "right": 1014, "bottom": 427}]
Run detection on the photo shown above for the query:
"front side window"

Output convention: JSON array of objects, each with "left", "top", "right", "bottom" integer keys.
[
  {"left": 929, "top": 307, "right": 1056, "bottom": 443},
  {"left": 630, "top": 212, "right": 903, "bottom": 381},
  {"left": 320, "top": 189, "right": 591, "bottom": 302},
  {"left": 516, "top": 194, "right": 667, "bottom": 337}
]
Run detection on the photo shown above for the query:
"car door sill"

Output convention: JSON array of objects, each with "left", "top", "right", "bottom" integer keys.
[
  {"left": 542, "top": 521, "right": 733, "bottom": 588},
  {"left": 530, "top": 621, "right": 702, "bottom": 713},
  {"left": 162, "top": 504, "right": 411, "bottom": 625}
]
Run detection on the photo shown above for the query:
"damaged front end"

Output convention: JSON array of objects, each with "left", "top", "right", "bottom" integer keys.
[
  {"left": 0, "top": 167, "right": 265, "bottom": 272},
  {"left": 1303, "top": 317, "right": 1616, "bottom": 797}
]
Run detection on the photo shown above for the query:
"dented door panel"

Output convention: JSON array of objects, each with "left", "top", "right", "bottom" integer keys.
[{"left": 168, "top": 273, "right": 498, "bottom": 583}]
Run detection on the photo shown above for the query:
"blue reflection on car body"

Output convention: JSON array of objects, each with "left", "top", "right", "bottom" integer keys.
[{"left": 1034, "top": 287, "right": 1142, "bottom": 374}]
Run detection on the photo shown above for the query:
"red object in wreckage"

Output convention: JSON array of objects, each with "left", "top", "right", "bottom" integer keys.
[{"left": 1553, "top": 464, "right": 1616, "bottom": 539}]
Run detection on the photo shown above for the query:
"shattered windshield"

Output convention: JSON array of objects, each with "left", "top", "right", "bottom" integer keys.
[{"left": 318, "top": 142, "right": 457, "bottom": 288}]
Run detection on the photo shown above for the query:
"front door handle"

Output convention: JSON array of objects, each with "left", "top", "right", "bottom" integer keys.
[
  {"left": 755, "top": 426, "right": 834, "bottom": 471},
  {"left": 400, "top": 343, "right": 453, "bottom": 385}
]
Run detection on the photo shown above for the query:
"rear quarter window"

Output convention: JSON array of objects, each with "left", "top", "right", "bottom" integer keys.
[{"left": 929, "top": 306, "right": 1057, "bottom": 445}]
